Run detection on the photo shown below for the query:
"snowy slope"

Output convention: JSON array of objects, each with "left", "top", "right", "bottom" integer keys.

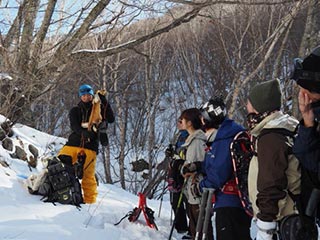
[
  {"left": 2, "top": 118, "right": 317, "bottom": 240},
  {"left": 0, "top": 119, "right": 182, "bottom": 240}
]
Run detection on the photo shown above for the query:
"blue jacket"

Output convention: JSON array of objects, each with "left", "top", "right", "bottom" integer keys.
[
  {"left": 176, "top": 130, "right": 189, "bottom": 149},
  {"left": 199, "top": 118, "right": 244, "bottom": 209}
]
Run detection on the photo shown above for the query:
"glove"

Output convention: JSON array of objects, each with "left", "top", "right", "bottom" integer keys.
[
  {"left": 181, "top": 161, "right": 202, "bottom": 176},
  {"left": 256, "top": 219, "right": 277, "bottom": 240},
  {"left": 98, "top": 92, "right": 108, "bottom": 105},
  {"left": 170, "top": 159, "right": 184, "bottom": 172},
  {"left": 190, "top": 175, "right": 202, "bottom": 198},
  {"left": 74, "top": 151, "right": 86, "bottom": 179},
  {"left": 165, "top": 144, "right": 174, "bottom": 158}
]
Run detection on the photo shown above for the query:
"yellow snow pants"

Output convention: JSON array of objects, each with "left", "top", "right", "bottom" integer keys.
[{"left": 58, "top": 146, "right": 97, "bottom": 204}]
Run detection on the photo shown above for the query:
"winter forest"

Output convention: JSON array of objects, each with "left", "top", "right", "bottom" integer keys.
[{"left": 0, "top": 0, "right": 319, "bottom": 198}]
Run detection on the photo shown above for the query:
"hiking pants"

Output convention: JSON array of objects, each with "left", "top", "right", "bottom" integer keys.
[
  {"left": 187, "top": 202, "right": 214, "bottom": 240},
  {"left": 214, "top": 207, "right": 252, "bottom": 240},
  {"left": 58, "top": 145, "right": 97, "bottom": 203},
  {"left": 170, "top": 191, "right": 189, "bottom": 233}
]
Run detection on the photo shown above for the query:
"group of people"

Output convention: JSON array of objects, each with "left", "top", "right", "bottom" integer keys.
[
  {"left": 57, "top": 46, "right": 319, "bottom": 240},
  {"left": 166, "top": 45, "right": 320, "bottom": 240}
]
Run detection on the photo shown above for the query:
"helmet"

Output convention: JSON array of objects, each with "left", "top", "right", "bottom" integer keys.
[
  {"left": 200, "top": 96, "right": 226, "bottom": 128},
  {"left": 291, "top": 46, "right": 320, "bottom": 93},
  {"left": 79, "top": 84, "right": 94, "bottom": 97}
]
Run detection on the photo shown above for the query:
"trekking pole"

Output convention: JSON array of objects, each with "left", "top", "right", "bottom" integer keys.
[
  {"left": 170, "top": 192, "right": 173, "bottom": 226},
  {"left": 168, "top": 178, "right": 187, "bottom": 240},
  {"left": 195, "top": 188, "right": 214, "bottom": 240},
  {"left": 202, "top": 188, "right": 214, "bottom": 240},
  {"left": 195, "top": 188, "right": 209, "bottom": 240}
]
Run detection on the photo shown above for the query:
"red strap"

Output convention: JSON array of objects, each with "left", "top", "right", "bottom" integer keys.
[
  {"left": 222, "top": 179, "right": 238, "bottom": 195},
  {"left": 212, "top": 194, "right": 216, "bottom": 204}
]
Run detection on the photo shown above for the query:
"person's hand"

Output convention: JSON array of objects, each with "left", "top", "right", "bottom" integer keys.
[
  {"left": 165, "top": 144, "right": 174, "bottom": 158},
  {"left": 256, "top": 219, "right": 276, "bottom": 240},
  {"left": 181, "top": 162, "right": 201, "bottom": 177},
  {"left": 298, "top": 89, "right": 314, "bottom": 127}
]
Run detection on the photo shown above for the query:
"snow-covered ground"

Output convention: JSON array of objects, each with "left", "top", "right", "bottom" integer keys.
[
  {"left": 1, "top": 117, "right": 318, "bottom": 240},
  {"left": 0, "top": 119, "right": 183, "bottom": 240},
  {"left": 0, "top": 167, "right": 177, "bottom": 240}
]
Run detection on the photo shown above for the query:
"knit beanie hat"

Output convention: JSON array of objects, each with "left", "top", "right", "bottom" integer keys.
[
  {"left": 248, "top": 79, "right": 282, "bottom": 113},
  {"left": 79, "top": 84, "right": 94, "bottom": 97}
]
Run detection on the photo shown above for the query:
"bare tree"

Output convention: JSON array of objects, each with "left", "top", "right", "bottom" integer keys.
[{"left": 1, "top": 0, "right": 319, "bottom": 197}]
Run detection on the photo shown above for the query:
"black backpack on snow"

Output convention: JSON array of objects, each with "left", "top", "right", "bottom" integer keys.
[{"left": 31, "top": 156, "right": 83, "bottom": 207}]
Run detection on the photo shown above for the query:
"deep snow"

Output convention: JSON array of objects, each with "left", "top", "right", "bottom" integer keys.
[{"left": 0, "top": 119, "right": 182, "bottom": 240}]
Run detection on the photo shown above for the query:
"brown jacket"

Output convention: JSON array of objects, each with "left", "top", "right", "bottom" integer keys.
[{"left": 248, "top": 111, "right": 300, "bottom": 221}]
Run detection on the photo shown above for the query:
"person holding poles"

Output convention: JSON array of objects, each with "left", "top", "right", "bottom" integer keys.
[
  {"left": 179, "top": 108, "right": 211, "bottom": 240},
  {"left": 182, "top": 96, "right": 251, "bottom": 240},
  {"left": 166, "top": 117, "right": 190, "bottom": 238}
]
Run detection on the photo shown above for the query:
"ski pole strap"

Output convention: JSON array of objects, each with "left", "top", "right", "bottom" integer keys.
[{"left": 114, "top": 213, "right": 130, "bottom": 226}]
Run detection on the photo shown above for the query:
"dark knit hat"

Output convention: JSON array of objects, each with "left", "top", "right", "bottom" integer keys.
[{"left": 248, "top": 79, "right": 282, "bottom": 113}]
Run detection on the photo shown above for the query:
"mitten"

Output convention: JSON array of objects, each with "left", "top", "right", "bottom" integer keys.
[{"left": 256, "top": 219, "right": 277, "bottom": 240}]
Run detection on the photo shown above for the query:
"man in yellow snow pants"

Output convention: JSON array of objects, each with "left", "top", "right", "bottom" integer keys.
[{"left": 60, "top": 84, "right": 115, "bottom": 204}]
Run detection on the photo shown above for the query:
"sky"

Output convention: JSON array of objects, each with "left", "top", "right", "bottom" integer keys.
[{"left": 0, "top": 115, "right": 186, "bottom": 240}]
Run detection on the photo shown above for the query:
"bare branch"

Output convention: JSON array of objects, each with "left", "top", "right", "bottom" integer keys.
[
  {"left": 45, "top": 0, "right": 111, "bottom": 70},
  {"left": 72, "top": 5, "right": 204, "bottom": 58},
  {"left": 2, "top": 0, "right": 27, "bottom": 49},
  {"left": 30, "top": 0, "right": 58, "bottom": 72},
  {"left": 228, "top": 0, "right": 304, "bottom": 116}
]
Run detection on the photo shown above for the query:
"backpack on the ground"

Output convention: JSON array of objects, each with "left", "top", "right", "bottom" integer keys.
[
  {"left": 27, "top": 155, "right": 83, "bottom": 207},
  {"left": 229, "top": 130, "right": 255, "bottom": 217}
]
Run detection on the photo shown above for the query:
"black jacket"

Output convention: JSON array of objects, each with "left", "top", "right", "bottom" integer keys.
[
  {"left": 65, "top": 100, "right": 115, "bottom": 153},
  {"left": 293, "top": 121, "right": 320, "bottom": 217}
]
